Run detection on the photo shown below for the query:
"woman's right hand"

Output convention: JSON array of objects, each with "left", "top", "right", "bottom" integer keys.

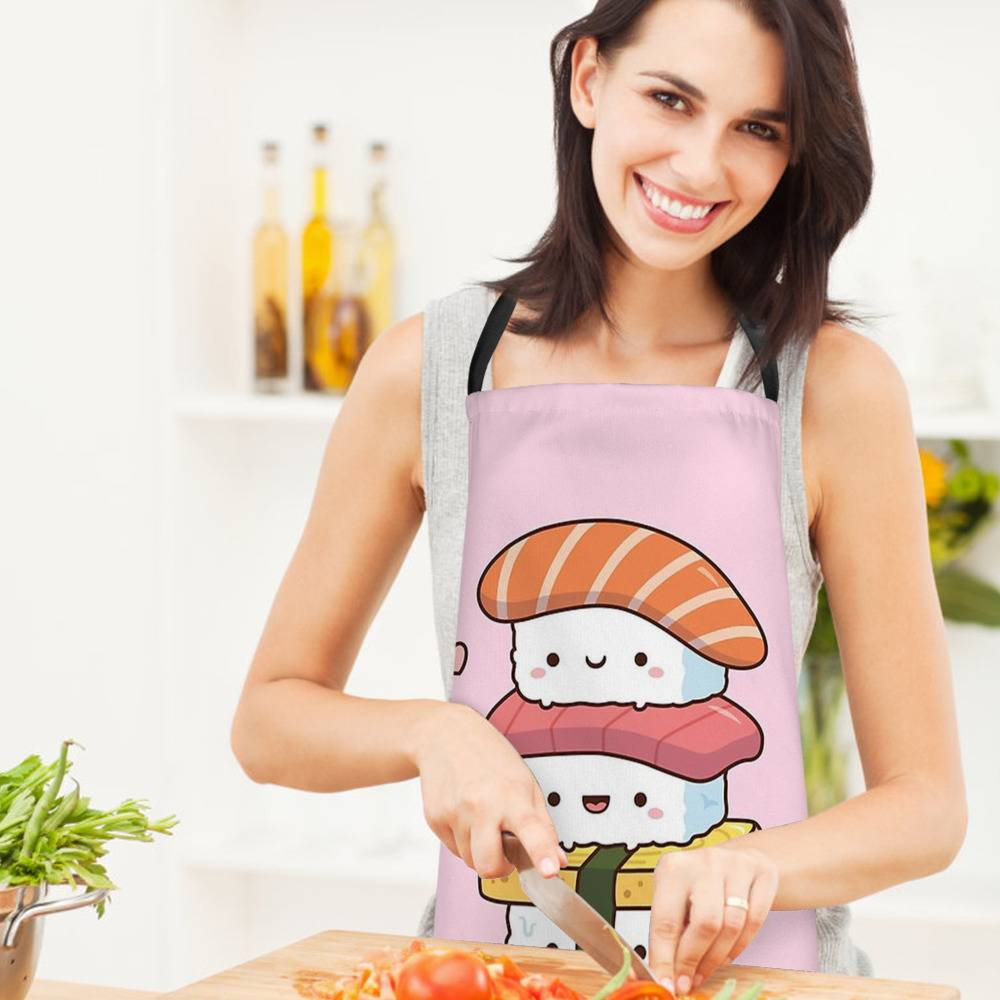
[{"left": 412, "top": 701, "right": 569, "bottom": 880}]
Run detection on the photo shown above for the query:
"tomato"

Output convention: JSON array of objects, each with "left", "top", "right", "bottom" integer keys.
[
  {"left": 396, "top": 949, "right": 495, "bottom": 1000},
  {"left": 605, "top": 981, "right": 675, "bottom": 1000},
  {"left": 492, "top": 974, "right": 534, "bottom": 1000},
  {"left": 520, "top": 973, "right": 586, "bottom": 1000}
]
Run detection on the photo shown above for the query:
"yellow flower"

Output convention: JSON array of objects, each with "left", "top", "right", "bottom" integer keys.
[{"left": 920, "top": 447, "right": 949, "bottom": 507}]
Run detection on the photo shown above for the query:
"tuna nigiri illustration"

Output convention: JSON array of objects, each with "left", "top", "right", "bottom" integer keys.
[
  {"left": 487, "top": 690, "right": 763, "bottom": 849},
  {"left": 477, "top": 518, "right": 768, "bottom": 708}
]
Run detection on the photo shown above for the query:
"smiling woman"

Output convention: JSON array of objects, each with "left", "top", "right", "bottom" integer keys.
[
  {"left": 487, "top": 0, "right": 874, "bottom": 386},
  {"left": 231, "top": 0, "right": 964, "bottom": 997}
]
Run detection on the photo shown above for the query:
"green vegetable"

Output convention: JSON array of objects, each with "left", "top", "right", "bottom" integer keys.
[
  {"left": 589, "top": 941, "right": 632, "bottom": 1000},
  {"left": 711, "top": 981, "right": 737, "bottom": 1000},
  {"left": 732, "top": 985, "right": 763, "bottom": 1000},
  {"left": 0, "top": 741, "right": 178, "bottom": 918}
]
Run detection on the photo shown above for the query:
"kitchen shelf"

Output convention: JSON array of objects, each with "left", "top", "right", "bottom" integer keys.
[
  {"left": 851, "top": 871, "right": 1000, "bottom": 925},
  {"left": 171, "top": 391, "right": 1000, "bottom": 441},
  {"left": 913, "top": 407, "right": 1000, "bottom": 441},
  {"left": 173, "top": 391, "right": 345, "bottom": 423},
  {"left": 175, "top": 830, "right": 437, "bottom": 887}
]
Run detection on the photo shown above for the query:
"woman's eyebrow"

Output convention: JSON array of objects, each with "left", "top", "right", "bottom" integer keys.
[{"left": 638, "top": 70, "right": 788, "bottom": 123}]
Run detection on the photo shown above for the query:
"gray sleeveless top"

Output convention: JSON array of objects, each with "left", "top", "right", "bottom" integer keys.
[{"left": 415, "top": 282, "right": 874, "bottom": 977}]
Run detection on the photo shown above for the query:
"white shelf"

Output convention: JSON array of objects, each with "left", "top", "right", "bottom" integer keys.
[
  {"left": 171, "top": 391, "right": 1000, "bottom": 441},
  {"left": 173, "top": 391, "right": 345, "bottom": 423},
  {"left": 913, "top": 407, "right": 1000, "bottom": 441},
  {"left": 851, "top": 871, "right": 1000, "bottom": 925},
  {"left": 176, "top": 829, "right": 437, "bottom": 887}
]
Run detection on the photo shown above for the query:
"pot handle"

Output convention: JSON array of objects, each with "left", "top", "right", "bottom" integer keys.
[{"left": 2, "top": 885, "right": 110, "bottom": 949}]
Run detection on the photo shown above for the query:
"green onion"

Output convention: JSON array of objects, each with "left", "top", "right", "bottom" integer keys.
[
  {"left": 711, "top": 980, "right": 738, "bottom": 1000},
  {"left": 589, "top": 940, "right": 632, "bottom": 1000}
]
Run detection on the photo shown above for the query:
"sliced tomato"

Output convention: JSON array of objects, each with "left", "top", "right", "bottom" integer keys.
[
  {"left": 396, "top": 949, "right": 494, "bottom": 1000},
  {"left": 492, "top": 974, "right": 534, "bottom": 1000},
  {"left": 520, "top": 973, "right": 586, "bottom": 1000}
]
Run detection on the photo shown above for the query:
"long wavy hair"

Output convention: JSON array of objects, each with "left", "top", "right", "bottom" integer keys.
[{"left": 480, "top": 0, "right": 876, "bottom": 391}]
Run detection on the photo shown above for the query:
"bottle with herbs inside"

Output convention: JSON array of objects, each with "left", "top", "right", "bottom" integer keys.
[
  {"left": 359, "top": 140, "right": 396, "bottom": 343},
  {"left": 302, "top": 122, "right": 338, "bottom": 392},
  {"left": 251, "top": 140, "right": 289, "bottom": 392}
]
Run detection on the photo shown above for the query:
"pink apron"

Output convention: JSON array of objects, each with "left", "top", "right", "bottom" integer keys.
[{"left": 432, "top": 290, "right": 819, "bottom": 973}]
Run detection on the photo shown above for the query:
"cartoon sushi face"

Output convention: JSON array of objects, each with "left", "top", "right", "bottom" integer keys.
[
  {"left": 511, "top": 605, "right": 726, "bottom": 709},
  {"left": 524, "top": 752, "right": 726, "bottom": 851},
  {"left": 478, "top": 518, "right": 767, "bottom": 709},
  {"left": 487, "top": 689, "right": 763, "bottom": 850}
]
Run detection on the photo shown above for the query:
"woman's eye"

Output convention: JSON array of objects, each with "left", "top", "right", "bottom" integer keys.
[
  {"left": 744, "top": 121, "right": 781, "bottom": 143},
  {"left": 651, "top": 90, "right": 687, "bottom": 112}
]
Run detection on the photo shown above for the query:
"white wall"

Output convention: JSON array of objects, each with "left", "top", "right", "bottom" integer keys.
[{"left": 1, "top": 1, "right": 997, "bottom": 997}]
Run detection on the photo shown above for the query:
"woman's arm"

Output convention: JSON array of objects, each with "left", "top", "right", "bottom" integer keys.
[
  {"left": 229, "top": 310, "right": 439, "bottom": 791},
  {"left": 628, "top": 324, "right": 970, "bottom": 994},
  {"left": 228, "top": 311, "right": 568, "bottom": 878},
  {"left": 717, "top": 321, "right": 968, "bottom": 909}
]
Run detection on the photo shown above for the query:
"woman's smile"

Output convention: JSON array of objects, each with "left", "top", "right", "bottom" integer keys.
[{"left": 633, "top": 170, "right": 729, "bottom": 234}]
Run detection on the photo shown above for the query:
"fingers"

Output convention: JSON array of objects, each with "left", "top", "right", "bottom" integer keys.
[
  {"left": 723, "top": 864, "right": 777, "bottom": 965},
  {"left": 471, "top": 820, "right": 514, "bottom": 879},
  {"left": 647, "top": 856, "right": 693, "bottom": 990},
  {"left": 504, "top": 806, "right": 568, "bottom": 877},
  {"left": 671, "top": 875, "right": 725, "bottom": 996},
  {"left": 690, "top": 869, "right": 754, "bottom": 991}
]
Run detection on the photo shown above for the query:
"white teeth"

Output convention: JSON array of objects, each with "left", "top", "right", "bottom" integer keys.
[{"left": 640, "top": 178, "right": 714, "bottom": 221}]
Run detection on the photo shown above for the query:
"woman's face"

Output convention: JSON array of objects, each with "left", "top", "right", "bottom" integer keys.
[{"left": 570, "top": 0, "right": 792, "bottom": 271}]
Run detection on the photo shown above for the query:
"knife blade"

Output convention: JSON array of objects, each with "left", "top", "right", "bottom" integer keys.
[{"left": 500, "top": 830, "right": 657, "bottom": 982}]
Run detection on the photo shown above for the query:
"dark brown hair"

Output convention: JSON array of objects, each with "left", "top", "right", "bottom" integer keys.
[{"left": 480, "top": 0, "right": 876, "bottom": 391}]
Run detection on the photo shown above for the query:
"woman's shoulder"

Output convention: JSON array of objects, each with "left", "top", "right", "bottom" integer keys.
[
  {"left": 801, "top": 320, "right": 914, "bottom": 527},
  {"left": 803, "top": 320, "right": 910, "bottom": 428}
]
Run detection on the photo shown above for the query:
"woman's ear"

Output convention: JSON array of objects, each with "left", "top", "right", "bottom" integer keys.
[{"left": 569, "top": 36, "right": 600, "bottom": 129}]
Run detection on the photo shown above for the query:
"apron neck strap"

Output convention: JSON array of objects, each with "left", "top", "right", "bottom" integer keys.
[
  {"left": 467, "top": 290, "right": 517, "bottom": 395},
  {"left": 735, "top": 312, "right": 780, "bottom": 403},
  {"left": 467, "top": 290, "right": 780, "bottom": 404}
]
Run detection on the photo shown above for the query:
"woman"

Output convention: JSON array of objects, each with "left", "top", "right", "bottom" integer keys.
[{"left": 231, "top": 0, "right": 967, "bottom": 993}]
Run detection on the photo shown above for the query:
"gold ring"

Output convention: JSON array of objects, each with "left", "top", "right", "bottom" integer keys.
[{"left": 725, "top": 895, "right": 750, "bottom": 911}]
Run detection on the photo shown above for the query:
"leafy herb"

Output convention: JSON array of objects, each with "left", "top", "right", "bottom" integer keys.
[{"left": 0, "top": 740, "right": 178, "bottom": 917}]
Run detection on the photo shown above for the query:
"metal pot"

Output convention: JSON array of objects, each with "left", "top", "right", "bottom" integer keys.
[{"left": 0, "top": 882, "right": 109, "bottom": 1000}]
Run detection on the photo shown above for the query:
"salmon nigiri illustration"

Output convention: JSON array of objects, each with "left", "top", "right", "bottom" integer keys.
[{"left": 477, "top": 518, "right": 768, "bottom": 708}]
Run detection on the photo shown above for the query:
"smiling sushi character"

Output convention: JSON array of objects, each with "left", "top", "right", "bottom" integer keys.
[
  {"left": 468, "top": 517, "right": 768, "bottom": 949},
  {"left": 481, "top": 688, "right": 763, "bottom": 947},
  {"left": 477, "top": 518, "right": 768, "bottom": 709}
]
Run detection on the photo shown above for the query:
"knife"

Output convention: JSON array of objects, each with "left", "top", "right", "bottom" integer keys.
[{"left": 500, "top": 830, "right": 657, "bottom": 982}]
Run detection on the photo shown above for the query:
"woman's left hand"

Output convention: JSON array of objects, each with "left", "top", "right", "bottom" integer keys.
[{"left": 647, "top": 843, "right": 779, "bottom": 996}]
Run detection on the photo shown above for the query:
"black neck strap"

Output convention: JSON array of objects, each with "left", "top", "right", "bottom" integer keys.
[{"left": 467, "top": 290, "right": 779, "bottom": 403}]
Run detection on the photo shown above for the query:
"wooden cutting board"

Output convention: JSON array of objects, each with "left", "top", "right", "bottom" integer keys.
[
  {"left": 27, "top": 981, "right": 156, "bottom": 999},
  {"left": 161, "top": 928, "right": 960, "bottom": 999}
]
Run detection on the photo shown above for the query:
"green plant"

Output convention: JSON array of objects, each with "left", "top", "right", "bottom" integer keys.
[
  {"left": 0, "top": 739, "right": 178, "bottom": 917},
  {"left": 801, "top": 439, "right": 1000, "bottom": 814}
]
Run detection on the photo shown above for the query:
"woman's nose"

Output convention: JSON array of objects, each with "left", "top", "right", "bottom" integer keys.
[{"left": 667, "top": 122, "right": 726, "bottom": 197}]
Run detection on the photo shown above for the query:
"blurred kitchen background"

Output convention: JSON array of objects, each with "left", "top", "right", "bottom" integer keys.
[{"left": 2, "top": 0, "right": 998, "bottom": 997}]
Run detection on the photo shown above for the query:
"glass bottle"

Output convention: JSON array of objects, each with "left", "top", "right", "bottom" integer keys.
[
  {"left": 358, "top": 141, "right": 396, "bottom": 343},
  {"left": 252, "top": 141, "right": 289, "bottom": 391},
  {"left": 309, "top": 223, "right": 371, "bottom": 394},
  {"left": 302, "top": 123, "right": 337, "bottom": 392}
]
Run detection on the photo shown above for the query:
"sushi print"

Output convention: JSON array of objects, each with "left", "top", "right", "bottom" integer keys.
[{"left": 462, "top": 517, "right": 767, "bottom": 956}]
